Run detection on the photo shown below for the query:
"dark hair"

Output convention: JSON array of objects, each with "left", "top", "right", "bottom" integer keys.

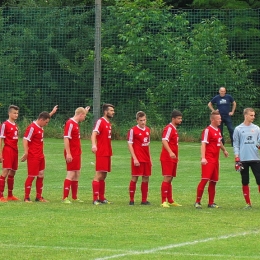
[
  {"left": 136, "top": 111, "right": 146, "bottom": 119},
  {"left": 38, "top": 111, "right": 51, "bottom": 120},
  {"left": 171, "top": 110, "right": 182, "bottom": 118},
  {"left": 8, "top": 105, "right": 19, "bottom": 112},
  {"left": 102, "top": 103, "right": 114, "bottom": 113}
]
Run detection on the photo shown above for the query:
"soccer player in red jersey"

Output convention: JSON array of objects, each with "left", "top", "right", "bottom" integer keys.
[
  {"left": 91, "top": 103, "right": 115, "bottom": 205},
  {"left": 194, "top": 111, "right": 229, "bottom": 209},
  {"left": 0, "top": 105, "right": 20, "bottom": 202},
  {"left": 160, "top": 110, "right": 183, "bottom": 208},
  {"left": 21, "top": 105, "right": 58, "bottom": 203},
  {"left": 62, "top": 106, "right": 90, "bottom": 204},
  {"left": 127, "top": 111, "right": 152, "bottom": 206}
]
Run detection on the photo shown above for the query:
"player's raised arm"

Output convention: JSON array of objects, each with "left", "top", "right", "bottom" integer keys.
[{"left": 49, "top": 105, "right": 58, "bottom": 117}]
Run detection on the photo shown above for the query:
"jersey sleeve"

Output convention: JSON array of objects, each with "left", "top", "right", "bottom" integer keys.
[
  {"left": 201, "top": 128, "right": 209, "bottom": 143},
  {"left": 233, "top": 127, "right": 240, "bottom": 156},
  {"left": 162, "top": 126, "right": 171, "bottom": 142},
  {"left": 0, "top": 123, "right": 6, "bottom": 138},
  {"left": 24, "top": 126, "right": 35, "bottom": 142},
  {"left": 64, "top": 122, "right": 73, "bottom": 139},
  {"left": 93, "top": 119, "right": 102, "bottom": 134},
  {"left": 127, "top": 128, "right": 134, "bottom": 143}
]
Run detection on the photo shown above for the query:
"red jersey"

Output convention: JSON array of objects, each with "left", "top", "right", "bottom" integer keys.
[
  {"left": 64, "top": 118, "right": 81, "bottom": 156},
  {"left": 0, "top": 120, "right": 19, "bottom": 151},
  {"left": 160, "top": 123, "right": 179, "bottom": 162},
  {"left": 93, "top": 117, "right": 112, "bottom": 156},
  {"left": 127, "top": 125, "right": 151, "bottom": 162},
  {"left": 24, "top": 122, "right": 44, "bottom": 158},
  {"left": 201, "top": 125, "right": 222, "bottom": 163}
]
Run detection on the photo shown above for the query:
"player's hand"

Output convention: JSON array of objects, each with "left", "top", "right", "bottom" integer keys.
[
  {"left": 169, "top": 152, "right": 176, "bottom": 159},
  {"left": 0, "top": 154, "right": 3, "bottom": 163},
  {"left": 201, "top": 158, "right": 207, "bottom": 165},
  {"left": 229, "top": 112, "right": 234, "bottom": 116},
  {"left": 50, "top": 105, "right": 58, "bottom": 116},
  {"left": 223, "top": 150, "right": 229, "bottom": 157},
  {"left": 235, "top": 157, "right": 243, "bottom": 172},
  {"left": 92, "top": 145, "right": 97, "bottom": 154},
  {"left": 21, "top": 154, "right": 28, "bottom": 162},
  {"left": 66, "top": 154, "right": 73, "bottom": 163},
  {"left": 133, "top": 159, "right": 140, "bottom": 166},
  {"left": 85, "top": 106, "right": 91, "bottom": 113}
]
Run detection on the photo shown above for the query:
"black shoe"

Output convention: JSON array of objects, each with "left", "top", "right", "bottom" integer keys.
[
  {"left": 141, "top": 201, "right": 151, "bottom": 205},
  {"left": 129, "top": 201, "right": 134, "bottom": 205}
]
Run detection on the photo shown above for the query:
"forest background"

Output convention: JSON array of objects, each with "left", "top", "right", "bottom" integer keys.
[{"left": 0, "top": 0, "right": 260, "bottom": 141}]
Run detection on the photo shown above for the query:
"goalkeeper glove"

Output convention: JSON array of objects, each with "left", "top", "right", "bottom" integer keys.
[
  {"left": 254, "top": 138, "right": 260, "bottom": 151},
  {"left": 235, "top": 157, "right": 243, "bottom": 172}
]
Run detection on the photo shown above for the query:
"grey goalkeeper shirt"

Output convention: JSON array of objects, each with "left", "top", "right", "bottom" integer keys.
[{"left": 233, "top": 123, "right": 260, "bottom": 162}]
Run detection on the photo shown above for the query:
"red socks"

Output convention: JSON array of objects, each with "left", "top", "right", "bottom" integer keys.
[
  {"left": 242, "top": 185, "right": 251, "bottom": 205},
  {"left": 24, "top": 176, "right": 35, "bottom": 199},
  {"left": 36, "top": 177, "right": 43, "bottom": 199},
  {"left": 129, "top": 180, "right": 136, "bottom": 202},
  {"left": 99, "top": 180, "right": 105, "bottom": 201},
  {"left": 161, "top": 181, "right": 168, "bottom": 203},
  {"left": 196, "top": 179, "right": 208, "bottom": 203},
  {"left": 7, "top": 175, "right": 14, "bottom": 197},
  {"left": 63, "top": 179, "right": 71, "bottom": 199},
  {"left": 208, "top": 181, "right": 216, "bottom": 205},
  {"left": 71, "top": 181, "right": 78, "bottom": 200},
  {"left": 92, "top": 180, "right": 99, "bottom": 201},
  {"left": 141, "top": 182, "right": 148, "bottom": 202},
  {"left": 0, "top": 175, "right": 6, "bottom": 198}
]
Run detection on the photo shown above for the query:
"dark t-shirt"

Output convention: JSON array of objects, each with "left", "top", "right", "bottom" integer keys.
[{"left": 210, "top": 94, "right": 235, "bottom": 116}]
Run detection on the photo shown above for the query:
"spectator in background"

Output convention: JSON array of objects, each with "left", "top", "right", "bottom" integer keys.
[
  {"left": 127, "top": 111, "right": 152, "bottom": 206},
  {"left": 208, "top": 87, "right": 236, "bottom": 146}
]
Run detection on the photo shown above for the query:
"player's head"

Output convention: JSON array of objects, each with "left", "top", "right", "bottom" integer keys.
[
  {"left": 8, "top": 105, "right": 19, "bottom": 121},
  {"left": 243, "top": 108, "right": 255, "bottom": 123},
  {"left": 102, "top": 103, "right": 115, "bottom": 119},
  {"left": 210, "top": 111, "right": 221, "bottom": 127},
  {"left": 75, "top": 107, "right": 87, "bottom": 122},
  {"left": 136, "top": 111, "right": 146, "bottom": 128},
  {"left": 171, "top": 110, "right": 182, "bottom": 126},
  {"left": 219, "top": 87, "right": 226, "bottom": 97},
  {"left": 37, "top": 111, "right": 51, "bottom": 127}
]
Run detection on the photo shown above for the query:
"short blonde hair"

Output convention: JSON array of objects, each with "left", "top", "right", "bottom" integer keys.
[
  {"left": 243, "top": 108, "right": 255, "bottom": 115},
  {"left": 75, "top": 107, "right": 87, "bottom": 115}
]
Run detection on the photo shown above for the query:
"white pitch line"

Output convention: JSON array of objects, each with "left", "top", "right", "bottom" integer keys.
[{"left": 93, "top": 230, "right": 260, "bottom": 260}]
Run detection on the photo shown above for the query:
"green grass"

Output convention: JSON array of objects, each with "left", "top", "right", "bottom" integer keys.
[{"left": 1, "top": 139, "right": 260, "bottom": 260}]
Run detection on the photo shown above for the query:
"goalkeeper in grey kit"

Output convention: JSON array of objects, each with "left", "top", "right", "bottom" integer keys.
[{"left": 233, "top": 108, "right": 260, "bottom": 209}]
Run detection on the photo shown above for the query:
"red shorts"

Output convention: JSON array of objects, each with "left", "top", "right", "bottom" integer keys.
[
  {"left": 201, "top": 161, "right": 219, "bottom": 182},
  {"left": 2, "top": 146, "right": 18, "bottom": 171},
  {"left": 131, "top": 161, "right": 152, "bottom": 176},
  {"left": 27, "top": 157, "right": 45, "bottom": 176},
  {"left": 161, "top": 160, "right": 177, "bottom": 177},
  {"left": 96, "top": 156, "right": 111, "bottom": 172},
  {"left": 66, "top": 155, "right": 81, "bottom": 171}
]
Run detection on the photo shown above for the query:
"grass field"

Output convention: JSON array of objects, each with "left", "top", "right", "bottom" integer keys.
[{"left": 1, "top": 139, "right": 260, "bottom": 260}]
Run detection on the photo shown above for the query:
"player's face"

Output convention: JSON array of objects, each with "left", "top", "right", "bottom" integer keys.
[
  {"left": 105, "top": 107, "right": 115, "bottom": 119},
  {"left": 9, "top": 109, "right": 19, "bottom": 121},
  {"left": 39, "top": 118, "right": 50, "bottom": 127},
  {"left": 219, "top": 88, "right": 226, "bottom": 97},
  {"left": 211, "top": 115, "right": 221, "bottom": 127},
  {"left": 137, "top": 116, "right": 146, "bottom": 128},
  {"left": 79, "top": 113, "right": 87, "bottom": 122},
  {"left": 173, "top": 116, "right": 182, "bottom": 126},
  {"left": 245, "top": 112, "right": 255, "bottom": 123}
]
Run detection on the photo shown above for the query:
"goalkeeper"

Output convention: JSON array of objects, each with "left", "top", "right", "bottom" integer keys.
[{"left": 233, "top": 108, "right": 260, "bottom": 209}]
